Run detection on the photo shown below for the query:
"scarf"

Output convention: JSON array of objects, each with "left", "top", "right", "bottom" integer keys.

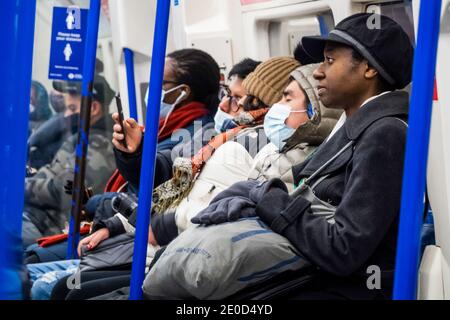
[
  {"left": 157, "top": 102, "right": 209, "bottom": 142},
  {"left": 152, "top": 107, "right": 269, "bottom": 214}
]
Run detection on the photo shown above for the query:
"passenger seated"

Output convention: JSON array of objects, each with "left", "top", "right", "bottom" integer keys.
[
  {"left": 73, "top": 47, "right": 224, "bottom": 231},
  {"left": 214, "top": 58, "right": 261, "bottom": 134},
  {"left": 27, "top": 81, "right": 81, "bottom": 170},
  {"left": 83, "top": 49, "right": 223, "bottom": 224},
  {"left": 22, "top": 76, "right": 116, "bottom": 247},
  {"left": 75, "top": 48, "right": 223, "bottom": 231},
  {"left": 192, "top": 13, "right": 414, "bottom": 300},
  {"left": 113, "top": 48, "right": 219, "bottom": 154}
]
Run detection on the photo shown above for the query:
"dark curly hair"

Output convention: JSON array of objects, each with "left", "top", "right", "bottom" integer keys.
[{"left": 167, "top": 49, "right": 221, "bottom": 113}]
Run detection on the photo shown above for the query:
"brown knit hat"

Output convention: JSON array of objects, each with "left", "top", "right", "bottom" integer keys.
[{"left": 242, "top": 57, "right": 301, "bottom": 107}]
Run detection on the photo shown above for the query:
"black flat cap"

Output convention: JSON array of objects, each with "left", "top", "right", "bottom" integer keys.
[
  {"left": 52, "top": 74, "right": 114, "bottom": 106},
  {"left": 302, "top": 13, "right": 414, "bottom": 89}
]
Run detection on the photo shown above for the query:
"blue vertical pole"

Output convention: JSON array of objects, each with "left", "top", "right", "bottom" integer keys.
[
  {"left": 129, "top": 0, "right": 171, "bottom": 300},
  {"left": 0, "top": 0, "right": 37, "bottom": 299},
  {"left": 124, "top": 48, "right": 139, "bottom": 120},
  {"left": 393, "top": 0, "right": 442, "bottom": 300},
  {"left": 67, "top": 0, "right": 102, "bottom": 260}
]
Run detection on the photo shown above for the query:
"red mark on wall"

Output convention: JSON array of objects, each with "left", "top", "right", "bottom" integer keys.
[
  {"left": 434, "top": 79, "right": 439, "bottom": 101},
  {"left": 240, "top": 0, "right": 271, "bottom": 5}
]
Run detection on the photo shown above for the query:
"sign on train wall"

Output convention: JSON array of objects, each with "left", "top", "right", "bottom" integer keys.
[{"left": 48, "top": 6, "right": 88, "bottom": 81}]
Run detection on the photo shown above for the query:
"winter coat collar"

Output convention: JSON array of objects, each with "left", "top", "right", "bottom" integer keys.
[
  {"left": 293, "top": 90, "right": 409, "bottom": 180},
  {"left": 345, "top": 90, "right": 409, "bottom": 141}
]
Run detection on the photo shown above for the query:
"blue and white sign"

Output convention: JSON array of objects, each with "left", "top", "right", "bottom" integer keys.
[{"left": 48, "top": 6, "right": 88, "bottom": 81}]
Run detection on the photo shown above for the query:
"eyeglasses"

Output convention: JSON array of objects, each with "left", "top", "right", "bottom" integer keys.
[
  {"left": 163, "top": 80, "right": 179, "bottom": 85},
  {"left": 218, "top": 84, "right": 231, "bottom": 101},
  {"left": 162, "top": 80, "right": 180, "bottom": 89},
  {"left": 219, "top": 85, "right": 242, "bottom": 113}
]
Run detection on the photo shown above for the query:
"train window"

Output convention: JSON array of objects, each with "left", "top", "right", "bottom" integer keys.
[
  {"left": 317, "top": 10, "right": 335, "bottom": 36},
  {"left": 269, "top": 10, "right": 335, "bottom": 57},
  {"left": 366, "top": 0, "right": 415, "bottom": 45},
  {"left": 23, "top": 0, "right": 117, "bottom": 250}
]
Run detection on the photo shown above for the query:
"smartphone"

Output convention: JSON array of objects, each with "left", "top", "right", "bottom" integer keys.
[{"left": 115, "top": 93, "right": 128, "bottom": 149}]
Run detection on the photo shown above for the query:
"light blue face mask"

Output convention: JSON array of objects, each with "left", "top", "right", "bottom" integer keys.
[
  {"left": 159, "top": 101, "right": 173, "bottom": 119},
  {"left": 157, "top": 85, "right": 188, "bottom": 136},
  {"left": 214, "top": 108, "right": 235, "bottom": 133},
  {"left": 264, "top": 103, "right": 308, "bottom": 150},
  {"left": 159, "top": 101, "right": 174, "bottom": 119}
]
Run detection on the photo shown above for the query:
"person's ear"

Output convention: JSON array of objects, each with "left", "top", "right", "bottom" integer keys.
[
  {"left": 364, "top": 64, "right": 379, "bottom": 80},
  {"left": 91, "top": 100, "right": 102, "bottom": 117},
  {"left": 179, "top": 85, "right": 191, "bottom": 101}
]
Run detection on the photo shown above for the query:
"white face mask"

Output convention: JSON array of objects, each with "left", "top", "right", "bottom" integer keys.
[
  {"left": 158, "top": 85, "right": 187, "bottom": 136},
  {"left": 214, "top": 108, "right": 234, "bottom": 133},
  {"left": 264, "top": 103, "right": 307, "bottom": 150}
]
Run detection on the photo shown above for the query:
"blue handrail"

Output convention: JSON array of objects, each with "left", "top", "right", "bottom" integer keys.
[
  {"left": 124, "top": 48, "right": 139, "bottom": 121},
  {"left": 0, "top": 0, "right": 37, "bottom": 299},
  {"left": 67, "top": 0, "right": 102, "bottom": 260},
  {"left": 129, "top": 0, "right": 171, "bottom": 300},
  {"left": 393, "top": 0, "right": 442, "bottom": 300}
]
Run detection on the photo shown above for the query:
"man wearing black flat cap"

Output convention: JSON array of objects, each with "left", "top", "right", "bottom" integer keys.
[
  {"left": 252, "top": 13, "right": 414, "bottom": 299},
  {"left": 22, "top": 75, "right": 116, "bottom": 247}
]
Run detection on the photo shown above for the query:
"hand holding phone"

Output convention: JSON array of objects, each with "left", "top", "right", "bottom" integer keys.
[
  {"left": 112, "top": 94, "right": 142, "bottom": 153},
  {"left": 115, "top": 93, "right": 128, "bottom": 149}
]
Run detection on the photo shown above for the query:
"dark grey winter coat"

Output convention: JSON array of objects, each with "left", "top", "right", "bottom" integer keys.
[{"left": 256, "top": 91, "right": 409, "bottom": 299}]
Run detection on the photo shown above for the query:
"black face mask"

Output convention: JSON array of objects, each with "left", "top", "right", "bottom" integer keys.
[{"left": 50, "top": 92, "right": 66, "bottom": 113}]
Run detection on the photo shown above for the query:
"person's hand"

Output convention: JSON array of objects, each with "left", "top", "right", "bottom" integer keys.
[
  {"left": 112, "top": 113, "right": 142, "bottom": 153},
  {"left": 191, "top": 196, "right": 257, "bottom": 226},
  {"left": 26, "top": 166, "right": 38, "bottom": 177},
  {"left": 148, "top": 226, "right": 158, "bottom": 247},
  {"left": 77, "top": 228, "right": 110, "bottom": 257}
]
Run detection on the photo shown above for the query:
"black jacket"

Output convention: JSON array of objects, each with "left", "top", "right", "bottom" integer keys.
[
  {"left": 114, "top": 145, "right": 173, "bottom": 192},
  {"left": 256, "top": 91, "right": 409, "bottom": 299}
]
